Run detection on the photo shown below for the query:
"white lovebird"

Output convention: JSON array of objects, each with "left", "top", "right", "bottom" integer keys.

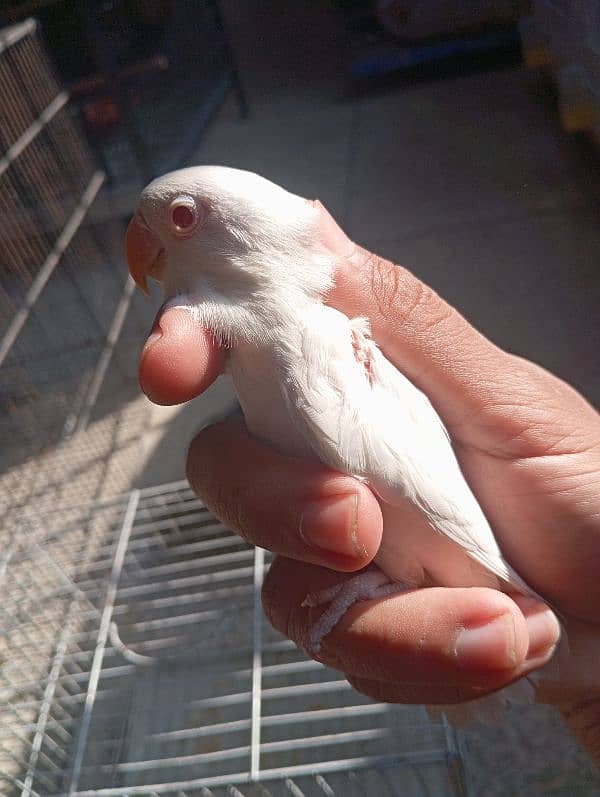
[{"left": 126, "top": 165, "right": 562, "bottom": 716}]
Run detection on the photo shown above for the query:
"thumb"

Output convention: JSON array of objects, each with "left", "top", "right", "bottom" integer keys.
[{"left": 314, "top": 201, "right": 597, "bottom": 454}]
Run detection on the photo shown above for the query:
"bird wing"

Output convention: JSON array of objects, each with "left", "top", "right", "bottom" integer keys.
[{"left": 279, "top": 306, "right": 533, "bottom": 592}]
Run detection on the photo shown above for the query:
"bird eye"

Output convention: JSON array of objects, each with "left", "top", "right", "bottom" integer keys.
[{"left": 169, "top": 196, "right": 201, "bottom": 236}]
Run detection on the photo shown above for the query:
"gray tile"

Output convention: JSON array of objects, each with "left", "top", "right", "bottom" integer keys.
[
  {"left": 364, "top": 205, "right": 600, "bottom": 406},
  {"left": 189, "top": 102, "right": 354, "bottom": 219},
  {"left": 219, "top": 0, "right": 345, "bottom": 112},
  {"left": 137, "top": 376, "right": 238, "bottom": 488},
  {"left": 347, "top": 70, "right": 598, "bottom": 241}
]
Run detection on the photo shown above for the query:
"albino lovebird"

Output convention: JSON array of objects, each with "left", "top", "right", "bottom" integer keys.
[{"left": 125, "top": 165, "right": 569, "bottom": 718}]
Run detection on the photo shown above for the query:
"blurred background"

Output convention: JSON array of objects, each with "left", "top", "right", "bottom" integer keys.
[{"left": 0, "top": 2, "right": 598, "bottom": 796}]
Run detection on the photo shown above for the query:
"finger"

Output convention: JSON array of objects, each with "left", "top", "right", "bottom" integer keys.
[
  {"left": 186, "top": 419, "right": 383, "bottom": 571},
  {"left": 139, "top": 306, "right": 225, "bottom": 405},
  {"left": 554, "top": 695, "right": 600, "bottom": 767},
  {"left": 344, "top": 674, "right": 487, "bottom": 705},
  {"left": 263, "top": 557, "right": 560, "bottom": 700},
  {"left": 315, "top": 202, "right": 597, "bottom": 454}
]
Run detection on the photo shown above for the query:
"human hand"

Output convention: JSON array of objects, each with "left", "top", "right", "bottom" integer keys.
[{"left": 138, "top": 201, "right": 600, "bottom": 759}]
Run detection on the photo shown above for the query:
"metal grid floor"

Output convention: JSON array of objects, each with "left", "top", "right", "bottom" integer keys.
[{"left": 0, "top": 481, "right": 466, "bottom": 797}]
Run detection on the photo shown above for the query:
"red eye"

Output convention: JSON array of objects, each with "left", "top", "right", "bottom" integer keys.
[
  {"left": 172, "top": 204, "right": 195, "bottom": 228},
  {"left": 169, "top": 197, "right": 201, "bottom": 236}
]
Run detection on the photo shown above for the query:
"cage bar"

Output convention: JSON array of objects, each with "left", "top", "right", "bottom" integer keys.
[{"left": 1, "top": 483, "right": 467, "bottom": 797}]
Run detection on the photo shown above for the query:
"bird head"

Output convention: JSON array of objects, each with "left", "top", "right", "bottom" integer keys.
[{"left": 125, "top": 166, "right": 333, "bottom": 339}]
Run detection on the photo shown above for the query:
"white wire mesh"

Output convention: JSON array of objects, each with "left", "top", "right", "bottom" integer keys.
[
  {"left": 0, "top": 18, "right": 156, "bottom": 519},
  {"left": 0, "top": 482, "right": 466, "bottom": 797}
]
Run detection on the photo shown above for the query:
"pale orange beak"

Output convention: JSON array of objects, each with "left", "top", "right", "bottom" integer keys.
[{"left": 125, "top": 214, "right": 163, "bottom": 296}]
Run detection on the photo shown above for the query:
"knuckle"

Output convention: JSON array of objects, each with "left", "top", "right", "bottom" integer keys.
[
  {"left": 368, "top": 253, "right": 401, "bottom": 319},
  {"left": 395, "top": 274, "right": 455, "bottom": 333},
  {"left": 367, "top": 254, "right": 455, "bottom": 336}
]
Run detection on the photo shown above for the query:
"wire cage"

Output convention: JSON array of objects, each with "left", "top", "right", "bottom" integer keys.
[
  {"left": 78, "top": 0, "right": 248, "bottom": 191},
  {"left": 2, "top": 11, "right": 597, "bottom": 797},
  {"left": 1, "top": 2, "right": 248, "bottom": 220},
  {"left": 0, "top": 481, "right": 468, "bottom": 797},
  {"left": 0, "top": 18, "right": 156, "bottom": 519}
]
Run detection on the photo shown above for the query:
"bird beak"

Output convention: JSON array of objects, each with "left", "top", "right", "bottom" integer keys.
[{"left": 125, "top": 214, "right": 163, "bottom": 296}]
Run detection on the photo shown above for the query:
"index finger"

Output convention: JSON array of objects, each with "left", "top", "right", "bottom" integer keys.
[{"left": 317, "top": 203, "right": 597, "bottom": 455}]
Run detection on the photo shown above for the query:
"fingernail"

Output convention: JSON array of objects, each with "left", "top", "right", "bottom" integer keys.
[
  {"left": 300, "top": 494, "right": 364, "bottom": 559},
  {"left": 454, "top": 613, "right": 517, "bottom": 670},
  {"left": 512, "top": 595, "right": 561, "bottom": 661}
]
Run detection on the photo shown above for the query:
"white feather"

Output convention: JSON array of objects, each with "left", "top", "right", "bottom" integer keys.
[{"left": 273, "top": 303, "right": 534, "bottom": 594}]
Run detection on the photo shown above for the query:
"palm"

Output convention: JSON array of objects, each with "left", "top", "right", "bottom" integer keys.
[
  {"left": 324, "top": 216, "right": 600, "bottom": 627},
  {"left": 457, "top": 433, "right": 600, "bottom": 625}
]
